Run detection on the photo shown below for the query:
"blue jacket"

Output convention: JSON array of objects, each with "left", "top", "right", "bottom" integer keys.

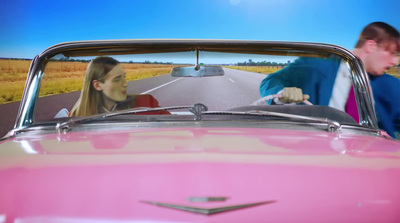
[
  {"left": 259, "top": 57, "right": 400, "bottom": 139},
  {"left": 259, "top": 56, "right": 341, "bottom": 106},
  {"left": 369, "top": 74, "right": 400, "bottom": 139}
]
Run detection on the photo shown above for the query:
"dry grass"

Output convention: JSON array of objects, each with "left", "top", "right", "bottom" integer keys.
[
  {"left": 387, "top": 66, "right": 400, "bottom": 78},
  {"left": 0, "top": 59, "right": 174, "bottom": 104},
  {"left": 0, "top": 60, "right": 31, "bottom": 104},
  {"left": 0, "top": 82, "right": 25, "bottom": 104},
  {"left": 225, "top": 66, "right": 284, "bottom": 74},
  {"left": 0, "top": 59, "right": 31, "bottom": 75}
]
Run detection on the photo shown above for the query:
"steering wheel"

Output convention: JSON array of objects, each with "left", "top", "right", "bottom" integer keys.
[{"left": 251, "top": 94, "right": 313, "bottom": 106}]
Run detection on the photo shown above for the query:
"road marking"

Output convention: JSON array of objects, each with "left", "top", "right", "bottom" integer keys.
[
  {"left": 140, "top": 77, "right": 183, "bottom": 94},
  {"left": 228, "top": 78, "right": 235, "bottom": 83}
]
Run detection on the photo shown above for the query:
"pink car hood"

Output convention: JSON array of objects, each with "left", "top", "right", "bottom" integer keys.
[{"left": 1, "top": 127, "right": 400, "bottom": 222}]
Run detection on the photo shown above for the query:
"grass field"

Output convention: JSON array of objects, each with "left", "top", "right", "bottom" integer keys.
[
  {"left": 228, "top": 65, "right": 400, "bottom": 78},
  {"left": 0, "top": 59, "right": 399, "bottom": 105},
  {"left": 226, "top": 66, "right": 283, "bottom": 74},
  {"left": 0, "top": 59, "right": 175, "bottom": 104}
]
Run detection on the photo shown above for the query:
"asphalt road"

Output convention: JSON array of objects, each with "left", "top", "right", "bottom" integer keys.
[
  {"left": 128, "top": 68, "right": 266, "bottom": 109},
  {"left": 0, "top": 68, "right": 266, "bottom": 137}
]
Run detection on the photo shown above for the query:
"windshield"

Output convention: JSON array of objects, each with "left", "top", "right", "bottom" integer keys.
[{"left": 32, "top": 47, "right": 364, "bottom": 126}]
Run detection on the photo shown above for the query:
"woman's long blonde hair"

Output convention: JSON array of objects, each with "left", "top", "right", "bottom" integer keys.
[{"left": 70, "top": 56, "right": 120, "bottom": 117}]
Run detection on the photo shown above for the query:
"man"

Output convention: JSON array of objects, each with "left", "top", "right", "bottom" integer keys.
[{"left": 259, "top": 22, "right": 400, "bottom": 138}]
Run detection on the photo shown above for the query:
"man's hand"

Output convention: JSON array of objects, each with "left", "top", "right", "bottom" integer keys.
[{"left": 279, "top": 87, "right": 310, "bottom": 103}]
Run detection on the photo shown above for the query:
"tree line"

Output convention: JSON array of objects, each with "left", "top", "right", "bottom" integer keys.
[{"left": 237, "top": 59, "right": 289, "bottom": 66}]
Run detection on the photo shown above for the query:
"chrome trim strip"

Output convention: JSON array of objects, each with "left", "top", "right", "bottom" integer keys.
[
  {"left": 11, "top": 121, "right": 383, "bottom": 139},
  {"left": 188, "top": 197, "right": 228, "bottom": 202},
  {"left": 141, "top": 200, "right": 276, "bottom": 215},
  {"left": 15, "top": 55, "right": 47, "bottom": 129},
  {"left": 348, "top": 57, "right": 378, "bottom": 128}
]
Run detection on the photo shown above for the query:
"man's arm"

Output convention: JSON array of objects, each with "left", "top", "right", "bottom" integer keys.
[{"left": 259, "top": 57, "right": 311, "bottom": 104}]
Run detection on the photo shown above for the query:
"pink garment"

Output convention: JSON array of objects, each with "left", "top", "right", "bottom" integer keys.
[{"left": 345, "top": 86, "right": 359, "bottom": 122}]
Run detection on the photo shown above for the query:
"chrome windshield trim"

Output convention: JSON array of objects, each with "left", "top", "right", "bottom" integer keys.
[
  {"left": 13, "top": 39, "right": 377, "bottom": 131},
  {"left": 10, "top": 121, "right": 385, "bottom": 140},
  {"left": 348, "top": 57, "right": 378, "bottom": 128},
  {"left": 14, "top": 55, "right": 47, "bottom": 129}
]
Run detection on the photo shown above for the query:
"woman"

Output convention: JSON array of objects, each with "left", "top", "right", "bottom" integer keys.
[{"left": 69, "top": 56, "right": 168, "bottom": 117}]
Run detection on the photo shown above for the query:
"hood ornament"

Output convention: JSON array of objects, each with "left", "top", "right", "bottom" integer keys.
[{"left": 141, "top": 200, "right": 276, "bottom": 215}]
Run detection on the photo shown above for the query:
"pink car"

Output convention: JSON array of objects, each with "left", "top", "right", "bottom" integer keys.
[{"left": 1, "top": 40, "right": 399, "bottom": 223}]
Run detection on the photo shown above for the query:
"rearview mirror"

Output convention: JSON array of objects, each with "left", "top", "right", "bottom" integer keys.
[{"left": 171, "top": 66, "right": 225, "bottom": 77}]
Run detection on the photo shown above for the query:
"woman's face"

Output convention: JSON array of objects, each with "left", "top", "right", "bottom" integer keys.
[{"left": 98, "top": 64, "right": 128, "bottom": 102}]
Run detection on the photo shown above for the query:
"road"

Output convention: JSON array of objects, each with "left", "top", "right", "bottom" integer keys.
[
  {"left": 128, "top": 68, "right": 266, "bottom": 109},
  {"left": 0, "top": 68, "right": 266, "bottom": 137}
]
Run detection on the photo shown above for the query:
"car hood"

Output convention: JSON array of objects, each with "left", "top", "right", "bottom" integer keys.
[{"left": 1, "top": 127, "right": 400, "bottom": 222}]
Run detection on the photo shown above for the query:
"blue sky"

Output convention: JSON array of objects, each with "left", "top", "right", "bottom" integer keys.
[{"left": 1, "top": 0, "right": 399, "bottom": 59}]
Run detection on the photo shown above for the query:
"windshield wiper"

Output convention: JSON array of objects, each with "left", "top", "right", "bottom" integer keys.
[
  {"left": 56, "top": 105, "right": 195, "bottom": 133},
  {"left": 202, "top": 110, "right": 341, "bottom": 132}
]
